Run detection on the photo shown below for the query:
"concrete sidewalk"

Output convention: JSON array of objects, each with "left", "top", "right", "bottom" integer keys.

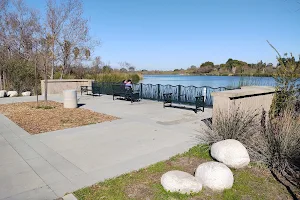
[{"left": 0, "top": 95, "right": 211, "bottom": 199}]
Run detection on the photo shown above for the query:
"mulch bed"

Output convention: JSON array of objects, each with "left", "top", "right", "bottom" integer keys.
[{"left": 0, "top": 101, "right": 118, "bottom": 134}]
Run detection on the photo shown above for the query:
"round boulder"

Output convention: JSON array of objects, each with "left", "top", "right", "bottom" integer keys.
[
  {"left": 161, "top": 170, "right": 202, "bottom": 194},
  {"left": 7, "top": 91, "right": 18, "bottom": 97},
  {"left": 195, "top": 161, "right": 233, "bottom": 191},
  {"left": 21, "top": 91, "right": 31, "bottom": 96},
  {"left": 0, "top": 90, "right": 6, "bottom": 98},
  {"left": 211, "top": 139, "right": 250, "bottom": 169}
]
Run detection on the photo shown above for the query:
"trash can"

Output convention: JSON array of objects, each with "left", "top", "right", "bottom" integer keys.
[{"left": 63, "top": 90, "right": 78, "bottom": 108}]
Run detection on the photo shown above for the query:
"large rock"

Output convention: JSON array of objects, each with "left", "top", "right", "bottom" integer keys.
[
  {"left": 161, "top": 170, "right": 202, "bottom": 194},
  {"left": 7, "top": 91, "right": 18, "bottom": 97},
  {"left": 0, "top": 90, "right": 6, "bottom": 98},
  {"left": 195, "top": 161, "right": 233, "bottom": 191},
  {"left": 21, "top": 91, "right": 31, "bottom": 96},
  {"left": 211, "top": 139, "right": 250, "bottom": 169}
]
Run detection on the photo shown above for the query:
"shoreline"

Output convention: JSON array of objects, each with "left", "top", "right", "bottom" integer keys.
[{"left": 141, "top": 74, "right": 275, "bottom": 78}]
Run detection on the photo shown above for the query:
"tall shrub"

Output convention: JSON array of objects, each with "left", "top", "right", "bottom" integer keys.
[
  {"left": 199, "top": 106, "right": 259, "bottom": 146},
  {"left": 268, "top": 41, "right": 300, "bottom": 117},
  {"left": 253, "top": 109, "right": 300, "bottom": 187},
  {"left": 90, "top": 73, "right": 142, "bottom": 83},
  {"left": 5, "top": 59, "right": 36, "bottom": 93}
]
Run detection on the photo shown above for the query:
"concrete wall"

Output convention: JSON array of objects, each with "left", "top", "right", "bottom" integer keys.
[
  {"left": 211, "top": 86, "right": 275, "bottom": 122},
  {"left": 41, "top": 79, "right": 94, "bottom": 95}
]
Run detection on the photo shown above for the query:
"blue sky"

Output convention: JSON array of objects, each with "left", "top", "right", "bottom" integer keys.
[{"left": 26, "top": 0, "right": 300, "bottom": 70}]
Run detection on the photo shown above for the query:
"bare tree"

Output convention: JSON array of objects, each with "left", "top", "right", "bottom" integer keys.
[
  {"left": 91, "top": 56, "right": 102, "bottom": 74},
  {"left": 0, "top": 0, "right": 97, "bottom": 102},
  {"left": 38, "top": 35, "right": 53, "bottom": 102},
  {"left": 119, "top": 61, "right": 135, "bottom": 72},
  {"left": 46, "top": 0, "right": 96, "bottom": 79},
  {"left": 61, "top": 40, "right": 71, "bottom": 78}
]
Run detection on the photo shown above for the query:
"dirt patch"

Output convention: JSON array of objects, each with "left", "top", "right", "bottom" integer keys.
[
  {"left": 125, "top": 184, "right": 155, "bottom": 200},
  {"left": 169, "top": 156, "right": 207, "bottom": 175},
  {"left": 124, "top": 157, "right": 207, "bottom": 200},
  {"left": 0, "top": 101, "right": 118, "bottom": 134}
]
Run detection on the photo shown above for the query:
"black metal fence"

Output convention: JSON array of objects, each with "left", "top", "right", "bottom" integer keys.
[{"left": 92, "top": 82, "right": 237, "bottom": 106}]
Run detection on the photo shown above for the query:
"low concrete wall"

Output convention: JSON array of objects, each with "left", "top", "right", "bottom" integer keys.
[
  {"left": 41, "top": 79, "right": 94, "bottom": 95},
  {"left": 211, "top": 86, "right": 275, "bottom": 122}
]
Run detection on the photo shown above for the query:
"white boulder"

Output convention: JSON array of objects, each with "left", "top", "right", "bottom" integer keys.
[
  {"left": 21, "top": 91, "right": 31, "bottom": 96},
  {"left": 0, "top": 90, "right": 6, "bottom": 98},
  {"left": 161, "top": 170, "right": 202, "bottom": 194},
  {"left": 195, "top": 161, "right": 233, "bottom": 191},
  {"left": 7, "top": 91, "right": 18, "bottom": 97},
  {"left": 211, "top": 139, "right": 250, "bottom": 169}
]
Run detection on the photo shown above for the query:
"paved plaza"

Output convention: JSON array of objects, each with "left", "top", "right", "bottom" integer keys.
[{"left": 0, "top": 95, "right": 211, "bottom": 199}]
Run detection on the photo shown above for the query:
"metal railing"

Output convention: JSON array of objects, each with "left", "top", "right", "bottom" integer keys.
[{"left": 92, "top": 82, "right": 237, "bottom": 106}]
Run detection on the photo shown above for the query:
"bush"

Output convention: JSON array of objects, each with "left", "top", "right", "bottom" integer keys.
[
  {"left": 89, "top": 73, "right": 143, "bottom": 83},
  {"left": 251, "top": 109, "right": 300, "bottom": 187},
  {"left": 199, "top": 106, "right": 259, "bottom": 146},
  {"left": 4, "top": 59, "right": 36, "bottom": 93},
  {"left": 268, "top": 44, "right": 300, "bottom": 117},
  {"left": 201, "top": 106, "right": 300, "bottom": 195},
  {"left": 52, "top": 71, "right": 143, "bottom": 83}
]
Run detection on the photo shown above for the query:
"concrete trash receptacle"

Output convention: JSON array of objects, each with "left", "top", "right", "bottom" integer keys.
[{"left": 63, "top": 90, "right": 78, "bottom": 108}]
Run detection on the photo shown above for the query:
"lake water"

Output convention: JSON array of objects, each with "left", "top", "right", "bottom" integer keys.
[{"left": 140, "top": 75, "right": 276, "bottom": 88}]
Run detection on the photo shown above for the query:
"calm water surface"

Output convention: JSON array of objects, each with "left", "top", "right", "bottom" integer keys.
[{"left": 140, "top": 75, "right": 275, "bottom": 88}]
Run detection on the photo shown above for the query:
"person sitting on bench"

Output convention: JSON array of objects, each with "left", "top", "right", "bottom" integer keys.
[{"left": 125, "top": 79, "right": 132, "bottom": 90}]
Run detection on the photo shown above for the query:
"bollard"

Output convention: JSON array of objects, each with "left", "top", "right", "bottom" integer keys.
[{"left": 63, "top": 90, "right": 78, "bottom": 108}]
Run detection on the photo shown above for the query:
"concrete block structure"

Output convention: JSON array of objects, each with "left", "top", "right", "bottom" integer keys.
[
  {"left": 41, "top": 79, "right": 94, "bottom": 95},
  {"left": 211, "top": 86, "right": 276, "bottom": 121}
]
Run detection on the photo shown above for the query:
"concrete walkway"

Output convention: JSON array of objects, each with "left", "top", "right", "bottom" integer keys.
[{"left": 0, "top": 95, "right": 212, "bottom": 200}]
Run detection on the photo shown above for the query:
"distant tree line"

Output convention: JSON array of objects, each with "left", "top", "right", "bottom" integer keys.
[
  {"left": 141, "top": 58, "right": 300, "bottom": 77},
  {"left": 186, "top": 59, "right": 278, "bottom": 76}
]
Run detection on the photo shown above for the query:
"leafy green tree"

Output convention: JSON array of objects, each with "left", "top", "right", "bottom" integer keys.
[
  {"left": 128, "top": 66, "right": 135, "bottom": 72},
  {"left": 225, "top": 58, "right": 234, "bottom": 70},
  {"left": 256, "top": 60, "right": 266, "bottom": 73},
  {"left": 5, "top": 59, "right": 35, "bottom": 93},
  {"left": 120, "top": 68, "right": 127, "bottom": 73},
  {"left": 102, "top": 65, "right": 113, "bottom": 73},
  {"left": 224, "top": 59, "right": 247, "bottom": 74},
  {"left": 200, "top": 61, "right": 214, "bottom": 67}
]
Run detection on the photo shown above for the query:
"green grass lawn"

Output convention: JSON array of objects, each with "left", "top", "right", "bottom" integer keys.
[{"left": 73, "top": 145, "right": 293, "bottom": 200}]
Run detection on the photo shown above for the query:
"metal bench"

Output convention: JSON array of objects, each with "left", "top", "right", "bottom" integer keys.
[
  {"left": 80, "top": 86, "right": 101, "bottom": 96},
  {"left": 163, "top": 93, "right": 205, "bottom": 113},
  {"left": 112, "top": 84, "right": 140, "bottom": 103}
]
